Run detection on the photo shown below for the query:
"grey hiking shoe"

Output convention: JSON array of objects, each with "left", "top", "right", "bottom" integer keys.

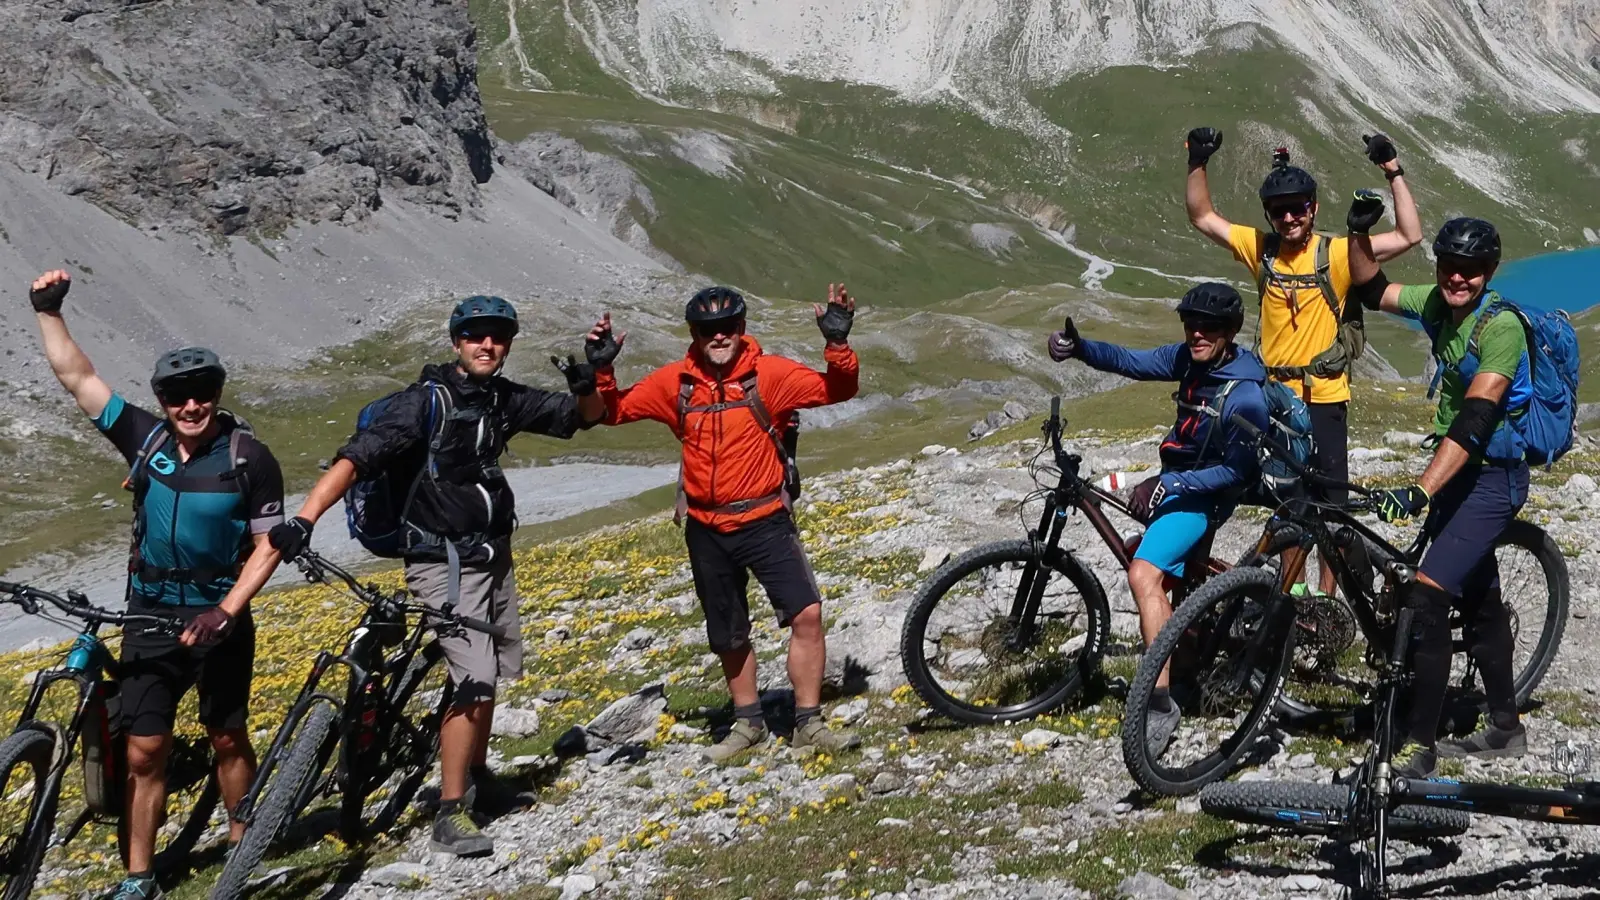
[
  {"left": 1145, "top": 701, "right": 1182, "bottom": 759},
  {"left": 1392, "top": 741, "right": 1438, "bottom": 779},
  {"left": 1439, "top": 720, "right": 1527, "bottom": 760},
  {"left": 430, "top": 805, "right": 495, "bottom": 857},
  {"left": 463, "top": 768, "right": 534, "bottom": 816},
  {"left": 791, "top": 719, "right": 861, "bottom": 754},
  {"left": 702, "top": 720, "right": 769, "bottom": 764}
]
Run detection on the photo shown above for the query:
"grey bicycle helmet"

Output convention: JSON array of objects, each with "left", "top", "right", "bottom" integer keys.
[{"left": 150, "top": 347, "right": 226, "bottom": 393}]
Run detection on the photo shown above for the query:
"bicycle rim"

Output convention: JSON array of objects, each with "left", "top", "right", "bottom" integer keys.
[
  {"left": 0, "top": 729, "right": 58, "bottom": 900},
  {"left": 1450, "top": 521, "right": 1568, "bottom": 707}
]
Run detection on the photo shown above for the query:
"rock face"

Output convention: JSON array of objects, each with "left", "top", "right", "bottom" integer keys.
[{"left": 0, "top": 0, "right": 493, "bottom": 235}]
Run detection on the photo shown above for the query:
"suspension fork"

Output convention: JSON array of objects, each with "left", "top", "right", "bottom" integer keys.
[
  {"left": 1368, "top": 606, "right": 1416, "bottom": 897},
  {"left": 1006, "top": 484, "right": 1074, "bottom": 647}
]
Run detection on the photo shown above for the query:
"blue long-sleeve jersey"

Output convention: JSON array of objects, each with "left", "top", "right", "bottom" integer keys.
[{"left": 1075, "top": 339, "right": 1271, "bottom": 504}]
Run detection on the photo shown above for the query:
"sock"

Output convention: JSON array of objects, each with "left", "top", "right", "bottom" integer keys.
[
  {"left": 470, "top": 763, "right": 493, "bottom": 781},
  {"left": 1150, "top": 688, "right": 1175, "bottom": 714},
  {"left": 734, "top": 702, "right": 764, "bottom": 729},
  {"left": 439, "top": 797, "right": 464, "bottom": 817},
  {"left": 794, "top": 705, "right": 822, "bottom": 729},
  {"left": 128, "top": 871, "right": 154, "bottom": 881}
]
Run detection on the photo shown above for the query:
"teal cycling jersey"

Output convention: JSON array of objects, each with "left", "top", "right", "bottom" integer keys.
[{"left": 95, "top": 393, "right": 285, "bottom": 607}]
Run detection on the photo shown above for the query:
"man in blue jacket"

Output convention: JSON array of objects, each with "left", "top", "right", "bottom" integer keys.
[{"left": 1048, "top": 282, "right": 1270, "bottom": 753}]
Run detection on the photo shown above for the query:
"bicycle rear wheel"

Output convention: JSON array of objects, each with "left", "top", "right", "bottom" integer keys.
[
  {"left": 899, "top": 540, "right": 1110, "bottom": 724},
  {"left": 1122, "top": 567, "right": 1295, "bottom": 796},
  {"left": 0, "top": 727, "right": 60, "bottom": 900},
  {"left": 210, "top": 700, "right": 339, "bottom": 900},
  {"left": 1199, "top": 780, "right": 1468, "bottom": 839},
  {"left": 340, "top": 641, "right": 451, "bottom": 841}
]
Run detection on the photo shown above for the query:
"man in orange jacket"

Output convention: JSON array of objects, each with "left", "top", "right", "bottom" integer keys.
[{"left": 586, "top": 284, "right": 861, "bottom": 762}]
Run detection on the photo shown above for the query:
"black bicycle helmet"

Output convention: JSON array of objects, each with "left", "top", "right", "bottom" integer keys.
[
  {"left": 1259, "top": 148, "right": 1318, "bottom": 202},
  {"left": 1176, "top": 282, "right": 1245, "bottom": 330},
  {"left": 685, "top": 286, "right": 746, "bottom": 323},
  {"left": 448, "top": 295, "right": 520, "bottom": 340},
  {"left": 150, "top": 347, "right": 226, "bottom": 392},
  {"left": 1432, "top": 217, "right": 1501, "bottom": 263}
]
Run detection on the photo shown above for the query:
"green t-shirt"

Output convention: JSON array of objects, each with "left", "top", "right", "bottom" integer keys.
[{"left": 1397, "top": 285, "right": 1528, "bottom": 455}]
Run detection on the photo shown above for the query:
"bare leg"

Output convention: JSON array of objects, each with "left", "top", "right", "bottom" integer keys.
[
  {"left": 1128, "top": 560, "right": 1174, "bottom": 689},
  {"left": 207, "top": 727, "right": 257, "bottom": 844},
  {"left": 124, "top": 732, "right": 172, "bottom": 875},
  {"left": 439, "top": 700, "right": 491, "bottom": 803},
  {"left": 786, "top": 604, "right": 825, "bottom": 709},
  {"left": 719, "top": 644, "right": 760, "bottom": 709}
]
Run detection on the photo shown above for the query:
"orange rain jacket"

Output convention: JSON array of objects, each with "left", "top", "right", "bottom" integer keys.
[{"left": 597, "top": 337, "right": 859, "bottom": 532}]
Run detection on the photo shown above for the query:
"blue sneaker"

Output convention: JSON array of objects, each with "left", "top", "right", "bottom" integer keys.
[{"left": 105, "top": 876, "right": 163, "bottom": 900}]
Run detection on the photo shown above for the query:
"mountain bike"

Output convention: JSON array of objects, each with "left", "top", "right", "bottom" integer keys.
[
  {"left": 899, "top": 397, "right": 1231, "bottom": 725},
  {"left": 209, "top": 548, "right": 506, "bottom": 900},
  {"left": 0, "top": 583, "right": 220, "bottom": 900},
  {"left": 1201, "top": 599, "right": 1600, "bottom": 899},
  {"left": 1121, "top": 414, "right": 1566, "bottom": 797}
]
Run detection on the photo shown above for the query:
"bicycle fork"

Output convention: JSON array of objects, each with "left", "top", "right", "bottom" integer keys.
[
  {"left": 1008, "top": 495, "right": 1072, "bottom": 650},
  {"left": 1363, "top": 606, "right": 1417, "bottom": 899}
]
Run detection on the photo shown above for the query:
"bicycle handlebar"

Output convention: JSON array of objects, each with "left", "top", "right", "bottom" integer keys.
[
  {"left": 1227, "top": 413, "right": 1375, "bottom": 507},
  {"left": 0, "top": 581, "right": 184, "bottom": 635},
  {"left": 289, "top": 550, "right": 508, "bottom": 640}
]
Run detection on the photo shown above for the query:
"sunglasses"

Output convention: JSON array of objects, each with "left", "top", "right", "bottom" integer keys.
[
  {"left": 692, "top": 319, "right": 743, "bottom": 339},
  {"left": 457, "top": 326, "right": 515, "bottom": 344},
  {"left": 1181, "top": 314, "right": 1230, "bottom": 334},
  {"left": 157, "top": 380, "right": 222, "bottom": 406},
  {"left": 1265, "top": 200, "right": 1314, "bottom": 220},
  {"left": 1437, "top": 256, "right": 1493, "bottom": 279}
]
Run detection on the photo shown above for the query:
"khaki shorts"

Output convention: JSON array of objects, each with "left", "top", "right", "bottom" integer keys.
[{"left": 404, "top": 554, "right": 522, "bottom": 706}]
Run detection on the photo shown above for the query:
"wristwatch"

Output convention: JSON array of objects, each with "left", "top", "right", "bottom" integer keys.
[{"left": 1384, "top": 166, "right": 1405, "bottom": 181}]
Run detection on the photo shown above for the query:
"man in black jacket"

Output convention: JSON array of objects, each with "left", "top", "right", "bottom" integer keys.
[{"left": 270, "top": 295, "right": 603, "bottom": 855}]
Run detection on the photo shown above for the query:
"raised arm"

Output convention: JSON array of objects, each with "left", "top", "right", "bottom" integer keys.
[
  {"left": 1359, "top": 133, "right": 1423, "bottom": 262},
  {"left": 762, "top": 282, "right": 861, "bottom": 412},
  {"left": 1075, "top": 337, "right": 1185, "bottom": 382},
  {"left": 1346, "top": 193, "right": 1406, "bottom": 315},
  {"left": 29, "top": 271, "right": 113, "bottom": 419},
  {"left": 1185, "top": 128, "right": 1234, "bottom": 248}
]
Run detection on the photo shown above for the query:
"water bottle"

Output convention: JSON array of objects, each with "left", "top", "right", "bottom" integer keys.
[{"left": 1095, "top": 471, "right": 1136, "bottom": 492}]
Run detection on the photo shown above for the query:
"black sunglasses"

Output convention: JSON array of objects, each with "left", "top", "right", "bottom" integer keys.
[
  {"left": 157, "top": 380, "right": 222, "bottom": 406},
  {"left": 1265, "top": 199, "right": 1314, "bottom": 220},
  {"left": 1181, "top": 314, "right": 1230, "bottom": 333},
  {"left": 692, "top": 319, "right": 743, "bottom": 339},
  {"left": 458, "top": 325, "right": 516, "bottom": 344}
]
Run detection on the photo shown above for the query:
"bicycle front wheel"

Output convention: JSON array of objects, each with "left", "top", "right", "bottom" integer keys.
[
  {"left": 899, "top": 540, "right": 1110, "bottom": 724},
  {"left": 0, "top": 727, "right": 60, "bottom": 900},
  {"left": 1122, "top": 566, "right": 1294, "bottom": 797},
  {"left": 210, "top": 700, "right": 339, "bottom": 900},
  {"left": 1199, "top": 780, "right": 1468, "bottom": 839}
]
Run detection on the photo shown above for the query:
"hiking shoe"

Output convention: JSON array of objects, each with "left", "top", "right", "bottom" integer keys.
[
  {"left": 1439, "top": 720, "right": 1527, "bottom": 760},
  {"left": 430, "top": 806, "right": 495, "bottom": 857},
  {"left": 104, "top": 876, "right": 163, "bottom": 900},
  {"left": 1145, "top": 701, "right": 1182, "bottom": 759},
  {"left": 791, "top": 719, "right": 862, "bottom": 754},
  {"left": 1391, "top": 741, "right": 1438, "bottom": 779},
  {"left": 702, "top": 720, "right": 769, "bottom": 764}
]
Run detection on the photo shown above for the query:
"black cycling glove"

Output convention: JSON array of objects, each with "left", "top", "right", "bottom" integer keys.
[
  {"left": 1186, "top": 127, "right": 1223, "bottom": 167},
  {"left": 1347, "top": 189, "right": 1386, "bottom": 235},
  {"left": 30, "top": 279, "right": 69, "bottom": 313},
  {"left": 552, "top": 355, "right": 597, "bottom": 396}
]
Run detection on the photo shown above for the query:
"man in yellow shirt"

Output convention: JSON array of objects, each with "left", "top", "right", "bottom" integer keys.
[{"left": 1184, "top": 129, "right": 1422, "bottom": 597}]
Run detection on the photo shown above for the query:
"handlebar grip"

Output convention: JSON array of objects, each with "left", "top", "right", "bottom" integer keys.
[
  {"left": 1228, "top": 411, "right": 1263, "bottom": 438},
  {"left": 1050, "top": 396, "right": 1060, "bottom": 421},
  {"left": 458, "top": 616, "right": 507, "bottom": 640}
]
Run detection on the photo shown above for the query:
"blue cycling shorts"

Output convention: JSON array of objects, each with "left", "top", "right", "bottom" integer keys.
[{"left": 1133, "top": 494, "right": 1217, "bottom": 577}]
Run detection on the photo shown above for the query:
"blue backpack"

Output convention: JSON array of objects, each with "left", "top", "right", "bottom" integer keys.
[
  {"left": 345, "top": 381, "right": 451, "bottom": 557},
  {"left": 1200, "top": 378, "right": 1315, "bottom": 494},
  {"left": 1426, "top": 294, "right": 1578, "bottom": 468}
]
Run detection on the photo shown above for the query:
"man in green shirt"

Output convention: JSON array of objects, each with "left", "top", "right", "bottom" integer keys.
[{"left": 1348, "top": 215, "right": 1532, "bottom": 778}]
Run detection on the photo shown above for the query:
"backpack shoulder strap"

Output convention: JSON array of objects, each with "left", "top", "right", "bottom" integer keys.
[
  {"left": 125, "top": 422, "right": 170, "bottom": 492},
  {"left": 741, "top": 373, "right": 788, "bottom": 461},
  {"left": 1313, "top": 234, "right": 1340, "bottom": 318},
  {"left": 1256, "top": 232, "right": 1282, "bottom": 301},
  {"left": 676, "top": 374, "right": 697, "bottom": 437},
  {"left": 1465, "top": 296, "right": 1513, "bottom": 361}
]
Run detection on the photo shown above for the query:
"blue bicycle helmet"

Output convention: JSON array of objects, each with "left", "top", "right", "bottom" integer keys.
[{"left": 449, "top": 295, "right": 520, "bottom": 340}]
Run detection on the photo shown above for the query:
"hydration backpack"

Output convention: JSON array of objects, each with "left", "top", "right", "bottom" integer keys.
[
  {"left": 1257, "top": 233, "right": 1367, "bottom": 389},
  {"left": 344, "top": 381, "right": 452, "bottom": 557},
  {"left": 1199, "top": 379, "right": 1316, "bottom": 495},
  {"left": 1426, "top": 295, "right": 1579, "bottom": 468},
  {"left": 673, "top": 371, "right": 800, "bottom": 524}
]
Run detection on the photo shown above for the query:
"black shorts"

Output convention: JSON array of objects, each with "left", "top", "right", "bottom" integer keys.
[
  {"left": 117, "top": 609, "right": 255, "bottom": 737},
  {"left": 685, "top": 511, "right": 822, "bottom": 654},
  {"left": 1309, "top": 401, "right": 1349, "bottom": 506}
]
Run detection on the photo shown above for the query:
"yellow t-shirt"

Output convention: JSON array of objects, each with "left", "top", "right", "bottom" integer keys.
[{"left": 1226, "top": 224, "right": 1353, "bottom": 405}]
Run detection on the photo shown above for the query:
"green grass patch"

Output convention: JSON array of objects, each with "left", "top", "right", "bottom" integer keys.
[{"left": 995, "top": 811, "right": 1235, "bottom": 896}]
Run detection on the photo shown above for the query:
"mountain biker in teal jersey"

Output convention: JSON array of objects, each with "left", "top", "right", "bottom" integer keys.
[
  {"left": 1049, "top": 283, "right": 1271, "bottom": 756},
  {"left": 28, "top": 270, "right": 288, "bottom": 900},
  {"left": 1349, "top": 216, "right": 1533, "bottom": 778}
]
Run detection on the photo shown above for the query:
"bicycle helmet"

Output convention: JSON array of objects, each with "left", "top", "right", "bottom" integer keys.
[
  {"left": 1176, "top": 282, "right": 1245, "bottom": 330},
  {"left": 448, "top": 295, "right": 520, "bottom": 340},
  {"left": 1259, "top": 149, "right": 1318, "bottom": 202},
  {"left": 1432, "top": 217, "right": 1501, "bottom": 264},
  {"left": 150, "top": 347, "right": 226, "bottom": 393},
  {"left": 685, "top": 286, "right": 746, "bottom": 324}
]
